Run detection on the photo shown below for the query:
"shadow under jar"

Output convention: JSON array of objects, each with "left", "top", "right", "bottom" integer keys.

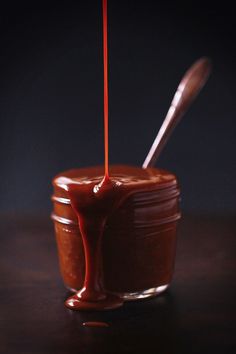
[{"left": 51, "top": 165, "right": 181, "bottom": 301}]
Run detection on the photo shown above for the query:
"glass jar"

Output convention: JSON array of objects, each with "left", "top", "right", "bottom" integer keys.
[{"left": 51, "top": 165, "right": 181, "bottom": 301}]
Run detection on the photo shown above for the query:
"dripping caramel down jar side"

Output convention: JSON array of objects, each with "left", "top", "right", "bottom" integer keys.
[{"left": 51, "top": 165, "right": 181, "bottom": 301}]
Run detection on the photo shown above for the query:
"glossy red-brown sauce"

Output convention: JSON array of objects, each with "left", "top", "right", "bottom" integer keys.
[
  {"left": 51, "top": 0, "right": 180, "bottom": 311},
  {"left": 83, "top": 321, "right": 109, "bottom": 328},
  {"left": 53, "top": 166, "right": 179, "bottom": 310}
]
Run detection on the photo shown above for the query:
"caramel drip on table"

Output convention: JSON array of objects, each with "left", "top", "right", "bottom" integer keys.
[{"left": 64, "top": 0, "right": 124, "bottom": 311}]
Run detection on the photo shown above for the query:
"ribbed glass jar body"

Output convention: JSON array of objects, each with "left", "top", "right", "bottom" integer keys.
[{"left": 51, "top": 165, "right": 181, "bottom": 300}]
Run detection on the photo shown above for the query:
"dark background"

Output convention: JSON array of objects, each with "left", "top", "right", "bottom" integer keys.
[
  {"left": 1, "top": 3, "right": 236, "bottom": 353},
  {"left": 0, "top": 0, "right": 235, "bottom": 214}
]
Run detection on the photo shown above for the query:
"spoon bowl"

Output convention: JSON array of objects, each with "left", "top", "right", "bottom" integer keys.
[{"left": 143, "top": 57, "right": 212, "bottom": 168}]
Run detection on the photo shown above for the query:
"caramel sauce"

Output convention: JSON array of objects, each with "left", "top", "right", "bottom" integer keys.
[
  {"left": 83, "top": 321, "right": 109, "bottom": 328},
  {"left": 53, "top": 166, "right": 178, "bottom": 310},
  {"left": 51, "top": 0, "right": 180, "bottom": 311}
]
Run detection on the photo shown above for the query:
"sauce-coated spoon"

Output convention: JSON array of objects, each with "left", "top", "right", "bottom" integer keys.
[{"left": 143, "top": 57, "right": 211, "bottom": 168}]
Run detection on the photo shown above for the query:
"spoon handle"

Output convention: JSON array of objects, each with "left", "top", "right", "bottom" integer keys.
[{"left": 143, "top": 57, "right": 211, "bottom": 168}]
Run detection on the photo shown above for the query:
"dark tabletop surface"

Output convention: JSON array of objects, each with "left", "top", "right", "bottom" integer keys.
[{"left": 0, "top": 213, "right": 235, "bottom": 354}]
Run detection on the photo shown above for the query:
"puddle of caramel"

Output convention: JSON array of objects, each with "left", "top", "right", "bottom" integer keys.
[{"left": 83, "top": 321, "right": 109, "bottom": 328}]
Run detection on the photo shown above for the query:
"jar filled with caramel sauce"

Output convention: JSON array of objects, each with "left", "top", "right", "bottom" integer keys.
[{"left": 51, "top": 165, "right": 181, "bottom": 301}]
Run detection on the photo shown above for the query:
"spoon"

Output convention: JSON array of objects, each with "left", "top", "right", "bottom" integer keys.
[{"left": 142, "top": 57, "right": 211, "bottom": 168}]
